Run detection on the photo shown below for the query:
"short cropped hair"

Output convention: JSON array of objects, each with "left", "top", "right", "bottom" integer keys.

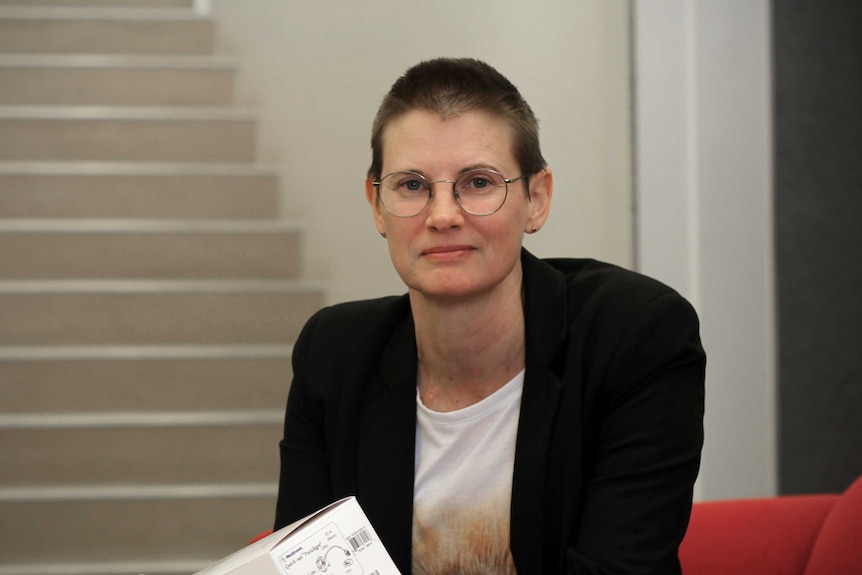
[{"left": 368, "top": 58, "right": 547, "bottom": 182}]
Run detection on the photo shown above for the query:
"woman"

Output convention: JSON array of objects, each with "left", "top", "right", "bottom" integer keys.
[{"left": 275, "top": 58, "right": 705, "bottom": 575}]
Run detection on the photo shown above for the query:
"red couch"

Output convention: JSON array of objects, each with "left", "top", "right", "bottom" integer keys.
[{"left": 679, "top": 473, "right": 862, "bottom": 574}]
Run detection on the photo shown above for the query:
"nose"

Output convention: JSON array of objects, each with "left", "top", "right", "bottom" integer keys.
[{"left": 424, "top": 181, "right": 464, "bottom": 230}]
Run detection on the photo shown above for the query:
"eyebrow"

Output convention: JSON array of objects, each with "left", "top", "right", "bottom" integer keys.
[
  {"left": 391, "top": 164, "right": 501, "bottom": 178},
  {"left": 460, "top": 164, "right": 499, "bottom": 174}
]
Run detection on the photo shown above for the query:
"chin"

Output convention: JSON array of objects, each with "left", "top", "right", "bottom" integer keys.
[{"left": 410, "top": 278, "right": 495, "bottom": 301}]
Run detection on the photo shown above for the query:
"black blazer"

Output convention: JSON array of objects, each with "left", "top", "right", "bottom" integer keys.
[{"left": 275, "top": 249, "right": 705, "bottom": 574}]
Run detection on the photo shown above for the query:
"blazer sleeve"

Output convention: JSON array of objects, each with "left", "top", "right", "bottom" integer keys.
[
  {"left": 274, "top": 308, "right": 334, "bottom": 530},
  {"left": 568, "top": 290, "right": 706, "bottom": 574}
]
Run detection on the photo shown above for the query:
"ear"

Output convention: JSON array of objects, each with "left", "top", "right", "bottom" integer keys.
[
  {"left": 525, "top": 168, "right": 553, "bottom": 233},
  {"left": 365, "top": 177, "right": 386, "bottom": 236}
]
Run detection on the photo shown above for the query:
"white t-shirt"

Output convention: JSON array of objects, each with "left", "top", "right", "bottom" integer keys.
[{"left": 412, "top": 369, "right": 524, "bottom": 575}]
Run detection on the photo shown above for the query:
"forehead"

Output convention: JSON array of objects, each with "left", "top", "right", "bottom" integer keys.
[{"left": 380, "top": 109, "right": 517, "bottom": 172}]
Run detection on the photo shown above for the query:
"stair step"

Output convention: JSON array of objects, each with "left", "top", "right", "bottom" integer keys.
[
  {"left": 0, "top": 55, "right": 236, "bottom": 106},
  {"left": 0, "top": 219, "right": 304, "bottom": 278},
  {"left": 0, "top": 344, "right": 292, "bottom": 413},
  {"left": 0, "top": 485, "right": 274, "bottom": 565},
  {"left": 0, "top": 162, "right": 280, "bottom": 219},
  {"left": 0, "top": 560, "right": 204, "bottom": 575},
  {"left": 0, "top": 411, "right": 282, "bottom": 485},
  {"left": 0, "top": 107, "right": 255, "bottom": 162},
  {"left": 0, "top": 279, "right": 324, "bottom": 344},
  {"left": 0, "top": 7, "right": 212, "bottom": 55},
  {"left": 0, "top": 0, "right": 194, "bottom": 7}
]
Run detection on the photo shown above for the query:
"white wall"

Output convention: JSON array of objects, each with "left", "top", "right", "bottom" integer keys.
[
  {"left": 634, "top": 1, "right": 777, "bottom": 500},
  {"left": 210, "top": 0, "right": 633, "bottom": 304}
]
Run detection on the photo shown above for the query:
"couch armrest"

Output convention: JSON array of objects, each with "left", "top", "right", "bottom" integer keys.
[
  {"left": 804, "top": 474, "right": 862, "bottom": 575},
  {"left": 679, "top": 494, "right": 838, "bottom": 575}
]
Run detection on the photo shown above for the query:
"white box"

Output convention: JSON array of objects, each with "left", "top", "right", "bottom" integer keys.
[{"left": 193, "top": 496, "right": 401, "bottom": 575}]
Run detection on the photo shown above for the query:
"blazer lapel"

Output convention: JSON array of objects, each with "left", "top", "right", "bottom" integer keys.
[
  {"left": 356, "top": 313, "right": 418, "bottom": 573},
  {"left": 511, "top": 250, "right": 569, "bottom": 573},
  {"left": 511, "top": 366, "right": 564, "bottom": 573}
]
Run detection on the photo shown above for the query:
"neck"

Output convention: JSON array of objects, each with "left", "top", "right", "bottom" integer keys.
[{"left": 410, "top": 275, "right": 526, "bottom": 412}]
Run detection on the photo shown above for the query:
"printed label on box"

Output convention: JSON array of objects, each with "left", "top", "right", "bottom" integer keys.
[{"left": 278, "top": 522, "right": 367, "bottom": 575}]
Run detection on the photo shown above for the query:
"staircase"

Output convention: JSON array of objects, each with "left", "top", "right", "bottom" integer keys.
[{"left": 0, "top": 2, "right": 324, "bottom": 574}]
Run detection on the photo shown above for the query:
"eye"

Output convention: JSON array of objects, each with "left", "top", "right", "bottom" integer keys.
[
  {"left": 403, "top": 179, "right": 425, "bottom": 191},
  {"left": 458, "top": 171, "right": 502, "bottom": 191},
  {"left": 468, "top": 176, "right": 490, "bottom": 189},
  {"left": 394, "top": 174, "right": 429, "bottom": 193}
]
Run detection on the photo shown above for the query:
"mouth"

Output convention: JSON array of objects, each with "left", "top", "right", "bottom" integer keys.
[{"left": 422, "top": 245, "right": 475, "bottom": 258}]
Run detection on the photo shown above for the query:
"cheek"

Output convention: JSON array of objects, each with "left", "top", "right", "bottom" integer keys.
[
  {"left": 481, "top": 216, "right": 525, "bottom": 248},
  {"left": 383, "top": 222, "right": 419, "bottom": 265}
]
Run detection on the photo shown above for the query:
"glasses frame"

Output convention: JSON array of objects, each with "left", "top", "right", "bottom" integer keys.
[{"left": 372, "top": 169, "right": 531, "bottom": 218}]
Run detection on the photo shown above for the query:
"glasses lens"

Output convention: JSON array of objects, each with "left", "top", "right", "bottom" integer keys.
[
  {"left": 378, "top": 172, "right": 431, "bottom": 217},
  {"left": 454, "top": 170, "right": 508, "bottom": 215}
]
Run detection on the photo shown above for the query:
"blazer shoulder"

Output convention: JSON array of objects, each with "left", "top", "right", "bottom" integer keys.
[
  {"left": 533, "top": 257, "right": 702, "bottom": 361},
  {"left": 294, "top": 294, "right": 411, "bottom": 363},
  {"left": 290, "top": 294, "right": 411, "bottom": 397},
  {"left": 545, "top": 257, "right": 694, "bottom": 315}
]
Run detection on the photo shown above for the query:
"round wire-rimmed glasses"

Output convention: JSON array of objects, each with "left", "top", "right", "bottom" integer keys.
[{"left": 372, "top": 169, "right": 530, "bottom": 217}]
